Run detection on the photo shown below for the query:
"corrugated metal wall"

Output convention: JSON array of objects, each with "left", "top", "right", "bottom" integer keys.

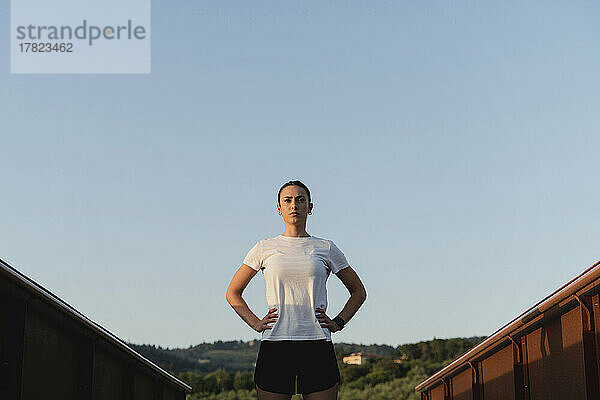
[
  {"left": 430, "top": 383, "right": 444, "bottom": 400},
  {"left": 452, "top": 368, "right": 472, "bottom": 400},
  {"left": 525, "top": 307, "right": 586, "bottom": 400},
  {"left": 481, "top": 345, "right": 514, "bottom": 400},
  {"left": 418, "top": 274, "right": 600, "bottom": 400},
  {"left": 22, "top": 308, "right": 81, "bottom": 400},
  {"left": 0, "top": 269, "right": 189, "bottom": 400},
  {"left": 135, "top": 371, "right": 155, "bottom": 400}
]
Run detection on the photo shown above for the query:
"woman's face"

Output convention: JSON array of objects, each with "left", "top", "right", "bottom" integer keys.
[{"left": 277, "top": 185, "right": 313, "bottom": 225}]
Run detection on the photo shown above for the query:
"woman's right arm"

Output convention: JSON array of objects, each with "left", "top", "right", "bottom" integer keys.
[{"left": 226, "top": 264, "right": 278, "bottom": 332}]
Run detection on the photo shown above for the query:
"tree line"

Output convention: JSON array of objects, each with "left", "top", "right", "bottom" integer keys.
[{"left": 132, "top": 336, "right": 484, "bottom": 400}]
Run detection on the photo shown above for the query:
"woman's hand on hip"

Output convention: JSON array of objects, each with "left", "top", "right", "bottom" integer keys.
[
  {"left": 253, "top": 307, "right": 278, "bottom": 332},
  {"left": 315, "top": 307, "right": 342, "bottom": 333}
]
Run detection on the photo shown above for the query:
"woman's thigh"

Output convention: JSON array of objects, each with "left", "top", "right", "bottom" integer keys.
[
  {"left": 302, "top": 383, "right": 338, "bottom": 400},
  {"left": 256, "top": 385, "right": 293, "bottom": 400},
  {"left": 296, "top": 341, "right": 340, "bottom": 395}
]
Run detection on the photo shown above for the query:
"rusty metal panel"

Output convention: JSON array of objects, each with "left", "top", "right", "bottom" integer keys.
[
  {"left": 124, "top": 367, "right": 135, "bottom": 399},
  {"left": 0, "top": 292, "right": 6, "bottom": 391},
  {"left": 163, "top": 385, "right": 177, "bottom": 400},
  {"left": 474, "top": 361, "right": 483, "bottom": 400},
  {"left": 452, "top": 368, "right": 472, "bottom": 400},
  {"left": 593, "top": 294, "right": 600, "bottom": 387},
  {"left": 510, "top": 338, "right": 526, "bottom": 400},
  {"left": 525, "top": 306, "right": 586, "bottom": 400},
  {"left": 94, "top": 348, "right": 125, "bottom": 400},
  {"left": 78, "top": 339, "right": 94, "bottom": 400},
  {"left": 0, "top": 292, "right": 4, "bottom": 356},
  {"left": 0, "top": 294, "right": 25, "bottom": 400},
  {"left": 21, "top": 308, "right": 79, "bottom": 400},
  {"left": 135, "top": 371, "right": 154, "bottom": 400},
  {"left": 580, "top": 295, "right": 600, "bottom": 399},
  {"left": 430, "top": 383, "right": 444, "bottom": 400},
  {"left": 0, "top": 260, "right": 191, "bottom": 395},
  {"left": 154, "top": 379, "right": 164, "bottom": 400},
  {"left": 481, "top": 345, "right": 514, "bottom": 400},
  {"left": 520, "top": 336, "right": 530, "bottom": 400}
]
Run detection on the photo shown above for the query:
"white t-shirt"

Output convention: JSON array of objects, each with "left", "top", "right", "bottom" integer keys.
[{"left": 243, "top": 235, "right": 350, "bottom": 341}]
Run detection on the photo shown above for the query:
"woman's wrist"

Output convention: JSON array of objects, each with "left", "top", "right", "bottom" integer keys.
[
  {"left": 332, "top": 316, "right": 345, "bottom": 330},
  {"left": 250, "top": 316, "right": 262, "bottom": 332}
]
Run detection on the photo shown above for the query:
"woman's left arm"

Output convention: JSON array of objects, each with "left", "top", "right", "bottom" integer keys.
[{"left": 316, "top": 267, "right": 367, "bottom": 332}]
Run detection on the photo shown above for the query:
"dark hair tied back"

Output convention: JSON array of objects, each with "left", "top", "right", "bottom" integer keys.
[{"left": 277, "top": 180, "right": 311, "bottom": 205}]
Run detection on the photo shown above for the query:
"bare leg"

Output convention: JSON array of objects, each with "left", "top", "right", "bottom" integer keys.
[
  {"left": 256, "top": 386, "right": 293, "bottom": 400},
  {"left": 302, "top": 383, "right": 338, "bottom": 400}
]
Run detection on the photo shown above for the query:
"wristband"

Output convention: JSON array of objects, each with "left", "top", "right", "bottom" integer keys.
[{"left": 332, "top": 316, "right": 345, "bottom": 330}]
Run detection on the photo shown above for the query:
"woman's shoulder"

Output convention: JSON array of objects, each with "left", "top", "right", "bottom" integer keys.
[
  {"left": 310, "top": 235, "right": 336, "bottom": 244},
  {"left": 307, "top": 236, "right": 338, "bottom": 251},
  {"left": 308, "top": 235, "right": 330, "bottom": 243}
]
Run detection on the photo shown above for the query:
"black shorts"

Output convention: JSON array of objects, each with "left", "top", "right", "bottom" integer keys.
[{"left": 254, "top": 340, "right": 340, "bottom": 395}]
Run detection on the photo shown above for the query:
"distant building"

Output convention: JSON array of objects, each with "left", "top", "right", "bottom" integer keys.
[
  {"left": 392, "top": 354, "right": 408, "bottom": 363},
  {"left": 342, "top": 352, "right": 381, "bottom": 365}
]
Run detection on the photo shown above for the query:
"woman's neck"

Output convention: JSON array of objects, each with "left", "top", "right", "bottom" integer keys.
[{"left": 282, "top": 224, "right": 310, "bottom": 237}]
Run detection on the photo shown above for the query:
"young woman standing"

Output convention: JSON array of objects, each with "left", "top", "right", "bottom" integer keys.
[{"left": 226, "top": 180, "right": 367, "bottom": 400}]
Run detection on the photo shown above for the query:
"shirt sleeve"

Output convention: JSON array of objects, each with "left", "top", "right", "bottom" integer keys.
[
  {"left": 243, "top": 241, "right": 263, "bottom": 271},
  {"left": 328, "top": 240, "right": 350, "bottom": 274}
]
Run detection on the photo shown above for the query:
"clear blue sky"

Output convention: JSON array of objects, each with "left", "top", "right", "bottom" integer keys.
[{"left": 1, "top": 1, "right": 599, "bottom": 348}]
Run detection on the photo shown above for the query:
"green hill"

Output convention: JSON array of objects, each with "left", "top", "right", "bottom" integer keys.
[
  {"left": 129, "top": 336, "right": 484, "bottom": 375},
  {"left": 129, "top": 337, "right": 486, "bottom": 399}
]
